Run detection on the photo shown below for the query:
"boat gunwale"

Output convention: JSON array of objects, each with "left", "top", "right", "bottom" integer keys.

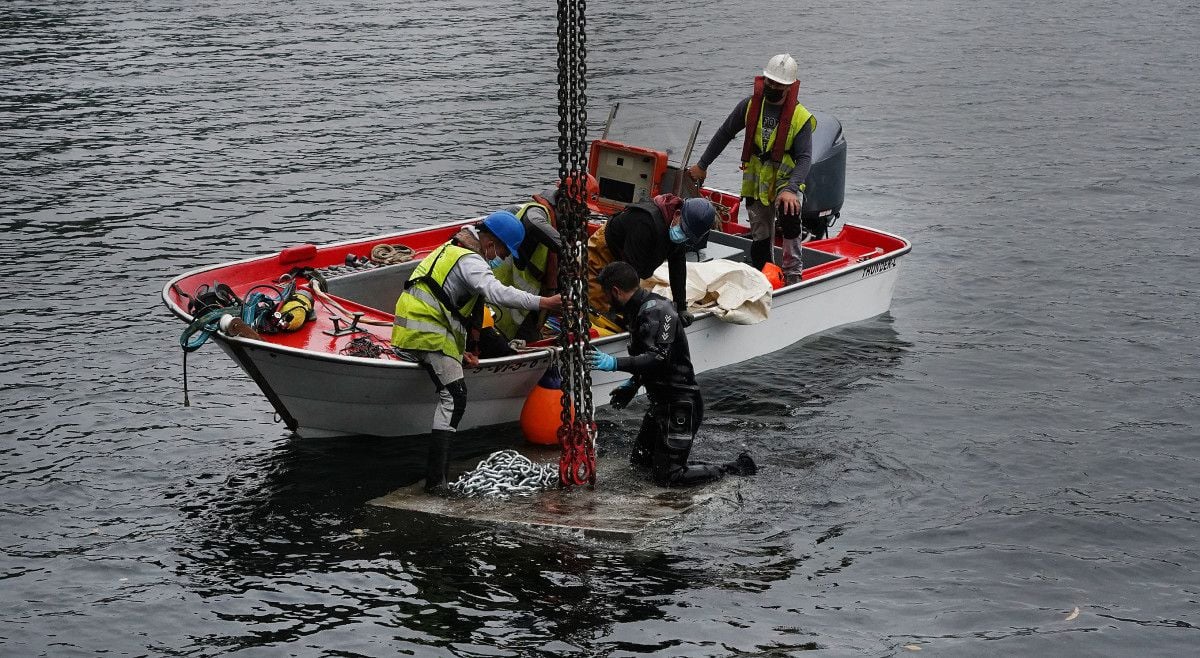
[{"left": 162, "top": 216, "right": 911, "bottom": 371}]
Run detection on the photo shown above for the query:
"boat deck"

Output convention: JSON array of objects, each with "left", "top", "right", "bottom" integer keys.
[{"left": 167, "top": 221, "right": 905, "bottom": 358}]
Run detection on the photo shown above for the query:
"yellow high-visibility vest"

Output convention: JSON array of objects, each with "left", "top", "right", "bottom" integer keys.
[
  {"left": 493, "top": 201, "right": 554, "bottom": 338},
  {"left": 741, "top": 103, "right": 816, "bottom": 205},
  {"left": 392, "top": 243, "right": 479, "bottom": 359}
]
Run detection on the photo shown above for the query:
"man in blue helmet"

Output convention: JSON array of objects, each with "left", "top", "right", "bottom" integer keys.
[
  {"left": 393, "top": 210, "right": 563, "bottom": 493},
  {"left": 585, "top": 194, "right": 716, "bottom": 334}
]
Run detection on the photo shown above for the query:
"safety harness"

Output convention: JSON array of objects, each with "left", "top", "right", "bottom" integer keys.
[{"left": 401, "top": 247, "right": 485, "bottom": 335}]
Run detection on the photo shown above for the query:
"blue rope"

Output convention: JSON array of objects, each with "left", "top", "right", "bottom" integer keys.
[
  {"left": 180, "top": 306, "right": 239, "bottom": 353},
  {"left": 179, "top": 305, "right": 241, "bottom": 407},
  {"left": 176, "top": 280, "right": 298, "bottom": 406}
]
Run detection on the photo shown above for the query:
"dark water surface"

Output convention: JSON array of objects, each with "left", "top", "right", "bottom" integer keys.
[{"left": 3, "top": 0, "right": 1199, "bottom": 655}]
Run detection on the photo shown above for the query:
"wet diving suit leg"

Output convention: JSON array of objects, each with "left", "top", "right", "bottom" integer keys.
[
  {"left": 631, "top": 412, "right": 656, "bottom": 468},
  {"left": 649, "top": 393, "right": 725, "bottom": 487}
]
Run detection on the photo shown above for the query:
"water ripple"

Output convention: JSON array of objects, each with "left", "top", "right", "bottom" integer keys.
[{"left": 2, "top": 0, "right": 1200, "bottom": 655}]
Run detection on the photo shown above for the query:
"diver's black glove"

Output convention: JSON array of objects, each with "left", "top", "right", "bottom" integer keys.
[
  {"left": 610, "top": 378, "right": 639, "bottom": 409},
  {"left": 679, "top": 311, "right": 695, "bottom": 328}
]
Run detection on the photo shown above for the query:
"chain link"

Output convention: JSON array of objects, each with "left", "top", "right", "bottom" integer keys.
[
  {"left": 446, "top": 450, "right": 559, "bottom": 498},
  {"left": 555, "top": 0, "right": 596, "bottom": 487}
]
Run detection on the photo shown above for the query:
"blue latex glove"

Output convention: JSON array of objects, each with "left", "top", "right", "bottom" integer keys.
[
  {"left": 587, "top": 349, "right": 617, "bottom": 372},
  {"left": 610, "top": 378, "right": 639, "bottom": 409}
]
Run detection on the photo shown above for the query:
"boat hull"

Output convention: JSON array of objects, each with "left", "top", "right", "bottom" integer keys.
[{"left": 205, "top": 241, "right": 904, "bottom": 438}]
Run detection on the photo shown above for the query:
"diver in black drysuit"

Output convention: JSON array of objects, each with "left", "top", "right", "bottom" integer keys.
[{"left": 587, "top": 261, "right": 756, "bottom": 487}]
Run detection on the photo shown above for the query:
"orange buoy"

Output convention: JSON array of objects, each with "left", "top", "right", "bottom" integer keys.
[
  {"left": 521, "top": 367, "right": 571, "bottom": 445},
  {"left": 762, "top": 262, "right": 785, "bottom": 289}
]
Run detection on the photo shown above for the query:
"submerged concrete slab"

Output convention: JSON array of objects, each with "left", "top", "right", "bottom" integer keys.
[{"left": 367, "top": 445, "right": 734, "bottom": 540}]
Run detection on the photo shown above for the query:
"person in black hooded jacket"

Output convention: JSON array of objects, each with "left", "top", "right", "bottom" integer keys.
[{"left": 585, "top": 195, "right": 716, "bottom": 333}]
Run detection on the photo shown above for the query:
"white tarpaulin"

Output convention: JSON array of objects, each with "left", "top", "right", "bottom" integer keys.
[{"left": 646, "top": 259, "right": 772, "bottom": 325}]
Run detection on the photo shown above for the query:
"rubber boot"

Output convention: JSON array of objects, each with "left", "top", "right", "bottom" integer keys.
[
  {"left": 424, "top": 429, "right": 452, "bottom": 493},
  {"left": 721, "top": 451, "right": 757, "bottom": 476},
  {"left": 749, "top": 239, "right": 773, "bottom": 271}
]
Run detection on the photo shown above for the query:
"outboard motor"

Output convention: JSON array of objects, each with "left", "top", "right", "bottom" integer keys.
[{"left": 801, "top": 111, "right": 846, "bottom": 238}]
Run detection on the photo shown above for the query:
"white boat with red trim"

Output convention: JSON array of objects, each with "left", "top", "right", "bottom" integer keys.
[{"left": 162, "top": 107, "right": 911, "bottom": 439}]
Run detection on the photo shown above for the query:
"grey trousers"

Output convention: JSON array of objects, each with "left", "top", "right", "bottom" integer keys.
[
  {"left": 411, "top": 349, "right": 465, "bottom": 432},
  {"left": 746, "top": 199, "right": 804, "bottom": 279}
]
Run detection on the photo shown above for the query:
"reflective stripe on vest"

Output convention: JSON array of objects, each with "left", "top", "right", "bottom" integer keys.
[
  {"left": 741, "top": 102, "right": 816, "bottom": 205},
  {"left": 391, "top": 243, "right": 478, "bottom": 359}
]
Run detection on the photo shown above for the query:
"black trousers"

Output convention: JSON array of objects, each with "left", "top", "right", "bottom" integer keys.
[{"left": 633, "top": 389, "right": 724, "bottom": 487}]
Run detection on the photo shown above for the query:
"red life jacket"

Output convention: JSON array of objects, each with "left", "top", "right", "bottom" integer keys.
[{"left": 739, "top": 75, "right": 800, "bottom": 166}]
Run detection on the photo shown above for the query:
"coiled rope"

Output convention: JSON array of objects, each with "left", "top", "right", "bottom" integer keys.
[{"left": 370, "top": 243, "right": 416, "bottom": 265}]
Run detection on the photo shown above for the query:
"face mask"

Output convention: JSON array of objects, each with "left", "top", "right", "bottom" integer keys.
[
  {"left": 485, "top": 243, "right": 505, "bottom": 269},
  {"left": 668, "top": 225, "right": 688, "bottom": 244},
  {"left": 764, "top": 86, "right": 785, "bottom": 103}
]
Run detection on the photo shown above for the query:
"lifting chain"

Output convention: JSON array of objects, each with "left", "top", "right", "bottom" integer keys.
[
  {"left": 554, "top": 0, "right": 596, "bottom": 487},
  {"left": 447, "top": 450, "right": 559, "bottom": 498}
]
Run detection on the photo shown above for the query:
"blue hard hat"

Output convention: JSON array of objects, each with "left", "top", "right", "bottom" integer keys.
[
  {"left": 679, "top": 198, "right": 716, "bottom": 242},
  {"left": 481, "top": 210, "right": 525, "bottom": 258}
]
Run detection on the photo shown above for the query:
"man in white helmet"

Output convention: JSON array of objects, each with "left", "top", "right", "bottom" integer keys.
[{"left": 686, "top": 54, "right": 817, "bottom": 283}]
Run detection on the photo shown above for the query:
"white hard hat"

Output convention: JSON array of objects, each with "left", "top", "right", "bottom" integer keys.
[{"left": 763, "top": 53, "right": 798, "bottom": 85}]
